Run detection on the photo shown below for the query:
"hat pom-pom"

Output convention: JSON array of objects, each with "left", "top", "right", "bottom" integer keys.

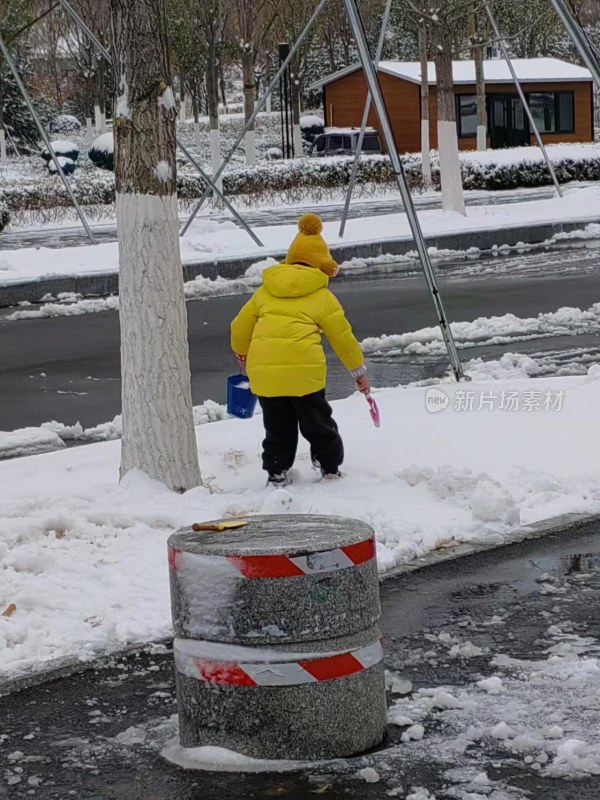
[{"left": 298, "top": 213, "right": 323, "bottom": 235}]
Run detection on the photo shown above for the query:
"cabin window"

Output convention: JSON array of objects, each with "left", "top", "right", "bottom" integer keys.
[
  {"left": 457, "top": 94, "right": 478, "bottom": 137},
  {"left": 529, "top": 91, "right": 574, "bottom": 134}
]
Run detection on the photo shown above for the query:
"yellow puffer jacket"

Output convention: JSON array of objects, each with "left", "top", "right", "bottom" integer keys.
[{"left": 231, "top": 263, "right": 364, "bottom": 397}]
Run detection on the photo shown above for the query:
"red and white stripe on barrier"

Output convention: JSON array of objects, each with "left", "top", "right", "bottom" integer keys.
[
  {"left": 168, "top": 537, "right": 375, "bottom": 579},
  {"left": 174, "top": 638, "right": 383, "bottom": 687}
]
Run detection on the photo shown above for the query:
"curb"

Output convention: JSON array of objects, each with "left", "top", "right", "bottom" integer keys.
[
  {"left": 2, "top": 510, "right": 599, "bottom": 697},
  {"left": 1, "top": 216, "right": 599, "bottom": 307}
]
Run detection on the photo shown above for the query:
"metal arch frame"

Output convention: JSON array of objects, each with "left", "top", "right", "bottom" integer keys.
[
  {"left": 484, "top": 1, "right": 563, "bottom": 198},
  {"left": 342, "top": 0, "right": 465, "bottom": 381},
  {"left": 338, "top": 0, "right": 393, "bottom": 238},
  {"left": 179, "top": 0, "right": 329, "bottom": 238},
  {"left": 58, "top": 0, "right": 263, "bottom": 247},
  {"left": 0, "top": 33, "right": 96, "bottom": 244}
]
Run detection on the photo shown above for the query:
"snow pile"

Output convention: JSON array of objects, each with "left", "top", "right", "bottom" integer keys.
[
  {"left": 0, "top": 427, "right": 66, "bottom": 459},
  {"left": 8, "top": 295, "right": 119, "bottom": 320},
  {"left": 362, "top": 304, "right": 600, "bottom": 358},
  {"left": 2, "top": 371, "right": 600, "bottom": 679},
  {"left": 6, "top": 259, "right": 278, "bottom": 319},
  {"left": 2, "top": 401, "right": 228, "bottom": 457}
]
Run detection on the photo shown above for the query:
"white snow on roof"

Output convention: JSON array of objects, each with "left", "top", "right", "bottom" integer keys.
[
  {"left": 315, "top": 58, "right": 593, "bottom": 88},
  {"left": 324, "top": 126, "right": 377, "bottom": 134}
]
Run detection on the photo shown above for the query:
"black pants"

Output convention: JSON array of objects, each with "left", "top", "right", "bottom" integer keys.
[{"left": 258, "top": 390, "right": 344, "bottom": 475}]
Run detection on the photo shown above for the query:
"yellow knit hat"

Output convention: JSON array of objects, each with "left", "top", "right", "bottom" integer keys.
[{"left": 286, "top": 213, "right": 338, "bottom": 277}]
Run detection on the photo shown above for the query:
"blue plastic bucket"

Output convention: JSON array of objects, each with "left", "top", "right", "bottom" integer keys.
[{"left": 227, "top": 374, "right": 258, "bottom": 419}]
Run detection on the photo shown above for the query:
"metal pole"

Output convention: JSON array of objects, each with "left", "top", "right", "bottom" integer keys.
[
  {"left": 58, "top": 0, "right": 262, "bottom": 246},
  {"left": 0, "top": 34, "right": 96, "bottom": 244},
  {"left": 484, "top": 2, "right": 563, "bottom": 198},
  {"left": 341, "top": 0, "right": 465, "bottom": 381},
  {"left": 180, "top": 0, "right": 329, "bottom": 237},
  {"left": 549, "top": 0, "right": 600, "bottom": 89},
  {"left": 339, "top": 0, "right": 393, "bottom": 238},
  {"left": 59, "top": 0, "right": 111, "bottom": 61},
  {"left": 176, "top": 140, "right": 263, "bottom": 246}
]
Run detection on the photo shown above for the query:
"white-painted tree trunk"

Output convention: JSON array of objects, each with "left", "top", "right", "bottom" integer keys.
[
  {"left": 194, "top": 121, "right": 200, "bottom": 149},
  {"left": 117, "top": 193, "right": 200, "bottom": 491},
  {"left": 0, "top": 129, "right": 7, "bottom": 165},
  {"left": 85, "top": 117, "right": 94, "bottom": 144},
  {"left": 421, "top": 119, "right": 431, "bottom": 188},
  {"left": 179, "top": 100, "right": 186, "bottom": 123},
  {"left": 210, "top": 127, "right": 223, "bottom": 194},
  {"left": 293, "top": 123, "right": 303, "bottom": 158},
  {"left": 477, "top": 125, "right": 487, "bottom": 151},
  {"left": 94, "top": 103, "right": 102, "bottom": 133},
  {"left": 438, "top": 120, "right": 466, "bottom": 215},
  {"left": 245, "top": 129, "right": 256, "bottom": 165},
  {"left": 265, "top": 92, "right": 271, "bottom": 114},
  {"left": 112, "top": 0, "right": 201, "bottom": 493}
]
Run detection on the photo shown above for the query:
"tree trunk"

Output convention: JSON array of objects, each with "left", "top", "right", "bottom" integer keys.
[
  {"left": 242, "top": 49, "right": 256, "bottom": 165},
  {"left": 434, "top": 29, "right": 466, "bottom": 215},
  {"left": 418, "top": 23, "right": 431, "bottom": 188},
  {"left": 219, "top": 63, "right": 227, "bottom": 111},
  {"left": 290, "top": 67, "right": 303, "bottom": 158},
  {"left": 207, "top": 43, "right": 222, "bottom": 193},
  {"left": 474, "top": 42, "right": 487, "bottom": 150},
  {"left": 110, "top": 0, "right": 201, "bottom": 492},
  {"left": 179, "top": 73, "right": 186, "bottom": 122}
]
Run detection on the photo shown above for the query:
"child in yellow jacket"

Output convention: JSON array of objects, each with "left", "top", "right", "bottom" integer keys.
[{"left": 231, "top": 213, "right": 370, "bottom": 486}]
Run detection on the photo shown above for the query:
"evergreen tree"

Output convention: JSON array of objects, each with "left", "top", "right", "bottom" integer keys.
[{"left": 0, "top": 0, "right": 50, "bottom": 152}]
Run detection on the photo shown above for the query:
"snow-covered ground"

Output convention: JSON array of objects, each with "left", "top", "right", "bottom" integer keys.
[
  {"left": 1, "top": 185, "right": 600, "bottom": 287},
  {"left": 3, "top": 365, "right": 600, "bottom": 681}
]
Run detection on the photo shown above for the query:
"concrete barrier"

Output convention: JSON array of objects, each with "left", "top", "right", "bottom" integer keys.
[{"left": 167, "top": 514, "right": 387, "bottom": 760}]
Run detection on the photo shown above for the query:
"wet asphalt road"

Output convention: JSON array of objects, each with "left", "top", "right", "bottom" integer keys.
[
  {"left": 1, "top": 520, "right": 600, "bottom": 799},
  {"left": 2, "top": 241, "right": 600, "bottom": 432}
]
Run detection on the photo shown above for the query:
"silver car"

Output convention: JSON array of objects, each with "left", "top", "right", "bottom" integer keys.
[{"left": 309, "top": 128, "right": 382, "bottom": 157}]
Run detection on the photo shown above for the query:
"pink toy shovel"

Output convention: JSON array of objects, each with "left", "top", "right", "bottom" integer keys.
[{"left": 366, "top": 393, "right": 381, "bottom": 428}]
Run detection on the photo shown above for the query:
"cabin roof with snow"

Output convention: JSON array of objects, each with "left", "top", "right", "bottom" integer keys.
[{"left": 310, "top": 57, "right": 593, "bottom": 90}]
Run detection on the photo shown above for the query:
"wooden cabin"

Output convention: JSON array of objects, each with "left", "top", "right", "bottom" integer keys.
[{"left": 311, "top": 58, "right": 594, "bottom": 152}]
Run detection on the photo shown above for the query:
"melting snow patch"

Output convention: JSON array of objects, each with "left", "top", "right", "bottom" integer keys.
[
  {"left": 358, "top": 767, "right": 381, "bottom": 783},
  {"left": 477, "top": 676, "right": 504, "bottom": 694}
]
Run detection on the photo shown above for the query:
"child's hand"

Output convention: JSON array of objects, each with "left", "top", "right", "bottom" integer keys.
[
  {"left": 235, "top": 353, "right": 247, "bottom": 368},
  {"left": 356, "top": 375, "right": 371, "bottom": 395}
]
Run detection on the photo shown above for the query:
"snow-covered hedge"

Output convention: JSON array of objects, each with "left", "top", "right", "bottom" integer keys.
[
  {"left": 219, "top": 155, "right": 422, "bottom": 205},
  {"left": 3, "top": 148, "right": 600, "bottom": 218},
  {"left": 0, "top": 201, "right": 10, "bottom": 231},
  {"left": 41, "top": 140, "right": 80, "bottom": 163},
  {"left": 0, "top": 174, "right": 115, "bottom": 213},
  {"left": 52, "top": 114, "right": 82, "bottom": 134},
  {"left": 48, "top": 157, "right": 77, "bottom": 176},
  {"left": 460, "top": 153, "right": 600, "bottom": 190},
  {"left": 88, "top": 132, "right": 114, "bottom": 171}
]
